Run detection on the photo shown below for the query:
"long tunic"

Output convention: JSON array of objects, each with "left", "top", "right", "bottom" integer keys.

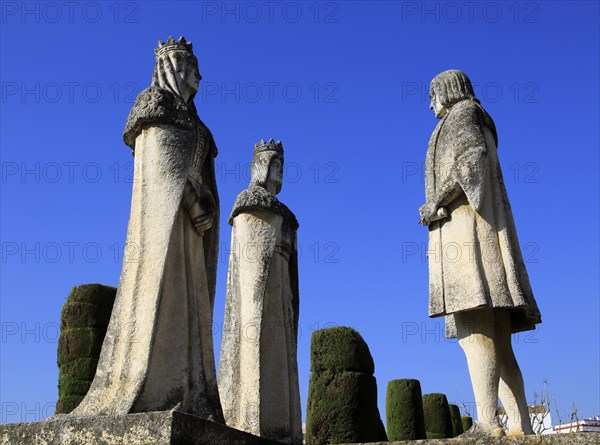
[
  {"left": 71, "top": 86, "right": 224, "bottom": 421},
  {"left": 425, "top": 99, "right": 541, "bottom": 337},
  {"left": 218, "top": 186, "right": 302, "bottom": 444}
]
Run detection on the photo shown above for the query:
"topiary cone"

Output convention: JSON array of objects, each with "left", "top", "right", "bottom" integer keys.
[
  {"left": 461, "top": 415, "right": 473, "bottom": 432},
  {"left": 422, "top": 393, "right": 453, "bottom": 439},
  {"left": 386, "top": 378, "right": 426, "bottom": 440},
  {"left": 55, "top": 284, "right": 116, "bottom": 414},
  {"left": 305, "top": 327, "right": 386, "bottom": 444},
  {"left": 448, "top": 403, "right": 464, "bottom": 437}
]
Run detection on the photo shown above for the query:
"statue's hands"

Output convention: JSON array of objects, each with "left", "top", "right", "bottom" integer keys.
[
  {"left": 183, "top": 181, "right": 214, "bottom": 236},
  {"left": 418, "top": 201, "right": 438, "bottom": 226},
  {"left": 190, "top": 202, "right": 213, "bottom": 235}
]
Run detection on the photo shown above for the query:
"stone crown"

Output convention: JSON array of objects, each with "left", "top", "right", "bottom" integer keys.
[
  {"left": 155, "top": 36, "right": 194, "bottom": 58},
  {"left": 254, "top": 138, "right": 283, "bottom": 155}
]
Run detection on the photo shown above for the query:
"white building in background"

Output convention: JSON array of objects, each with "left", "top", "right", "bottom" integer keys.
[{"left": 553, "top": 416, "right": 600, "bottom": 434}]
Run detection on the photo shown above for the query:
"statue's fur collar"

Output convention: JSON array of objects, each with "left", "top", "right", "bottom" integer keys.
[
  {"left": 123, "top": 86, "right": 199, "bottom": 151},
  {"left": 229, "top": 186, "right": 298, "bottom": 228}
]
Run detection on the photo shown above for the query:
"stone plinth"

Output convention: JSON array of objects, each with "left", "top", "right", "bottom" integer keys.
[
  {"left": 339, "top": 432, "right": 599, "bottom": 445},
  {"left": 0, "top": 410, "right": 282, "bottom": 445}
]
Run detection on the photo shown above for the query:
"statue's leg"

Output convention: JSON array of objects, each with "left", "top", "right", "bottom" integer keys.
[
  {"left": 455, "top": 308, "right": 504, "bottom": 436},
  {"left": 495, "top": 310, "right": 534, "bottom": 436}
]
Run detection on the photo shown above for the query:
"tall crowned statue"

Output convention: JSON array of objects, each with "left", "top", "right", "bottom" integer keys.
[
  {"left": 71, "top": 37, "right": 224, "bottom": 422},
  {"left": 218, "top": 139, "right": 302, "bottom": 444},
  {"left": 419, "top": 70, "right": 541, "bottom": 437}
]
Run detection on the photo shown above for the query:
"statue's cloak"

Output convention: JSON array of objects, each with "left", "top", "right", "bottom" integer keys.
[
  {"left": 218, "top": 186, "right": 302, "bottom": 444},
  {"left": 72, "top": 86, "right": 223, "bottom": 421},
  {"left": 425, "top": 99, "right": 541, "bottom": 337}
]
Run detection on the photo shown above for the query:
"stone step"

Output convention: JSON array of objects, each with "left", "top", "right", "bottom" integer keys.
[
  {"left": 338, "top": 432, "right": 599, "bottom": 445},
  {"left": 0, "top": 410, "right": 281, "bottom": 445}
]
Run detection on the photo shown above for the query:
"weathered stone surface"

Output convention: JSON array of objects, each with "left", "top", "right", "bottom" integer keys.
[
  {"left": 218, "top": 139, "right": 302, "bottom": 444},
  {"left": 0, "top": 410, "right": 281, "bottom": 445},
  {"left": 419, "top": 69, "right": 542, "bottom": 435},
  {"left": 386, "top": 379, "right": 426, "bottom": 440},
  {"left": 71, "top": 37, "right": 224, "bottom": 422},
  {"left": 305, "top": 327, "right": 386, "bottom": 444},
  {"left": 337, "top": 432, "right": 600, "bottom": 445}
]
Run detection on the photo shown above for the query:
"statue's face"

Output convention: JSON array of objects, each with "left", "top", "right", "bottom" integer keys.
[
  {"left": 185, "top": 58, "right": 201, "bottom": 93},
  {"left": 268, "top": 156, "right": 284, "bottom": 193},
  {"left": 429, "top": 88, "right": 448, "bottom": 119}
]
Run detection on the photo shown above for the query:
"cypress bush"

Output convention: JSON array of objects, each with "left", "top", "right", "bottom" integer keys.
[
  {"left": 461, "top": 415, "right": 473, "bottom": 432},
  {"left": 386, "top": 378, "right": 426, "bottom": 440},
  {"left": 55, "top": 284, "right": 116, "bottom": 414},
  {"left": 305, "top": 327, "right": 386, "bottom": 444},
  {"left": 448, "top": 403, "right": 464, "bottom": 436},
  {"left": 422, "top": 393, "right": 453, "bottom": 439},
  {"left": 310, "top": 326, "right": 374, "bottom": 374}
]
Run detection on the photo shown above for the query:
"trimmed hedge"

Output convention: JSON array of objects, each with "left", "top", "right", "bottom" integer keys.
[
  {"left": 386, "top": 378, "right": 426, "bottom": 440},
  {"left": 64, "top": 283, "right": 118, "bottom": 306},
  {"left": 58, "top": 373, "right": 93, "bottom": 397},
  {"left": 55, "top": 284, "right": 116, "bottom": 414},
  {"left": 449, "top": 403, "right": 464, "bottom": 437},
  {"left": 310, "top": 327, "right": 374, "bottom": 374},
  {"left": 55, "top": 395, "right": 86, "bottom": 414},
  {"left": 59, "top": 357, "right": 99, "bottom": 381},
  {"left": 57, "top": 328, "right": 106, "bottom": 364},
  {"left": 422, "top": 393, "right": 452, "bottom": 439},
  {"left": 60, "top": 302, "right": 113, "bottom": 329},
  {"left": 461, "top": 415, "right": 473, "bottom": 432},
  {"left": 305, "top": 327, "right": 386, "bottom": 444}
]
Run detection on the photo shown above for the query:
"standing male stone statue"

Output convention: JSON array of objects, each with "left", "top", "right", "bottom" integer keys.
[
  {"left": 419, "top": 70, "right": 541, "bottom": 436},
  {"left": 219, "top": 139, "right": 302, "bottom": 444},
  {"left": 71, "top": 37, "right": 224, "bottom": 422}
]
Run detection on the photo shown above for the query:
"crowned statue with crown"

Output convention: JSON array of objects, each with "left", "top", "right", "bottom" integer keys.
[
  {"left": 71, "top": 37, "right": 224, "bottom": 422},
  {"left": 218, "top": 139, "right": 302, "bottom": 444}
]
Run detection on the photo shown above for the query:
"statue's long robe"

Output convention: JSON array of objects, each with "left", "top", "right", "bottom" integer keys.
[
  {"left": 72, "top": 86, "right": 224, "bottom": 421},
  {"left": 218, "top": 186, "right": 302, "bottom": 444},
  {"left": 425, "top": 99, "right": 541, "bottom": 337}
]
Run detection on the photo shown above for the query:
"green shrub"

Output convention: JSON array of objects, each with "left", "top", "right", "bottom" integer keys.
[
  {"left": 449, "top": 403, "right": 464, "bottom": 437},
  {"left": 305, "top": 327, "right": 386, "bottom": 444},
  {"left": 310, "top": 327, "right": 374, "bottom": 374},
  {"left": 461, "top": 415, "right": 473, "bottom": 432},
  {"left": 422, "top": 393, "right": 452, "bottom": 439},
  {"left": 55, "top": 284, "right": 116, "bottom": 414},
  {"left": 64, "top": 283, "right": 117, "bottom": 306},
  {"left": 386, "top": 378, "right": 426, "bottom": 440}
]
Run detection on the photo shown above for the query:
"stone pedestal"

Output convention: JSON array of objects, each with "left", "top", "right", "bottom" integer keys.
[
  {"left": 338, "top": 432, "right": 599, "bottom": 445},
  {"left": 0, "top": 410, "right": 282, "bottom": 445}
]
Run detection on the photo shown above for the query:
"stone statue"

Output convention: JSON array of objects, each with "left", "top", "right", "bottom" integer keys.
[
  {"left": 419, "top": 70, "right": 542, "bottom": 436},
  {"left": 71, "top": 37, "right": 224, "bottom": 422},
  {"left": 218, "top": 139, "right": 302, "bottom": 444}
]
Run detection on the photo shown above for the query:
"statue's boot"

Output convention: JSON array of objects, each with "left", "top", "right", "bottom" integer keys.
[
  {"left": 460, "top": 421, "right": 505, "bottom": 437},
  {"left": 507, "top": 429, "right": 526, "bottom": 436}
]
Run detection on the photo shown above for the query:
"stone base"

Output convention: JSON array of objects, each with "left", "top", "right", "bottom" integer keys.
[
  {"left": 339, "top": 432, "right": 599, "bottom": 445},
  {"left": 0, "top": 410, "right": 282, "bottom": 445}
]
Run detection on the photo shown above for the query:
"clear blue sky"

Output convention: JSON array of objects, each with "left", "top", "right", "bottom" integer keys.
[{"left": 1, "top": 0, "right": 598, "bottom": 426}]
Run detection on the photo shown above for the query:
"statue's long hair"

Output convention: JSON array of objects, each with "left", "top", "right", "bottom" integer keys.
[
  {"left": 431, "top": 70, "right": 498, "bottom": 145},
  {"left": 430, "top": 70, "right": 479, "bottom": 107}
]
